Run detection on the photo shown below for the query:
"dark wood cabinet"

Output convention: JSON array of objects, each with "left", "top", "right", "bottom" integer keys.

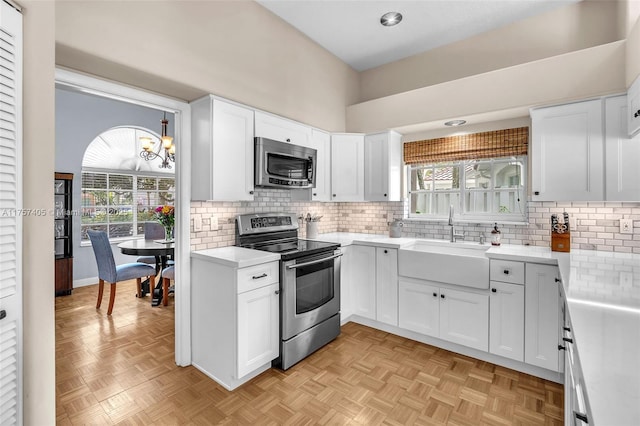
[{"left": 55, "top": 172, "right": 73, "bottom": 296}]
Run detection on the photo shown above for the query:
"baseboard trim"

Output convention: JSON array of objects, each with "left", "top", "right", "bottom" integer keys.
[{"left": 73, "top": 277, "right": 98, "bottom": 288}]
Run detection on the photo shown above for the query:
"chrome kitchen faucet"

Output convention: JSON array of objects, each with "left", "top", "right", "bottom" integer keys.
[{"left": 448, "top": 205, "right": 465, "bottom": 243}]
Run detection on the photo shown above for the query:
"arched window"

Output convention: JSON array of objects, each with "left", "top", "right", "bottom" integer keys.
[{"left": 81, "top": 127, "right": 175, "bottom": 241}]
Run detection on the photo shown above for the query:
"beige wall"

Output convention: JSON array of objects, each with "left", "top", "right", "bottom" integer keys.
[
  {"left": 627, "top": 5, "right": 640, "bottom": 86},
  {"left": 55, "top": 0, "right": 358, "bottom": 132},
  {"left": 22, "top": 0, "right": 56, "bottom": 424},
  {"left": 347, "top": 41, "right": 626, "bottom": 133},
  {"left": 359, "top": 0, "right": 621, "bottom": 102}
]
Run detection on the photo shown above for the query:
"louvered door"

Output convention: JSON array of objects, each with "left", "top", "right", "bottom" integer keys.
[{"left": 0, "top": 2, "right": 22, "bottom": 425}]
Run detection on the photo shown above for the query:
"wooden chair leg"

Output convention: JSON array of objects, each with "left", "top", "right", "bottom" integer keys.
[
  {"left": 136, "top": 278, "right": 142, "bottom": 298},
  {"left": 96, "top": 279, "right": 104, "bottom": 309},
  {"left": 149, "top": 275, "right": 156, "bottom": 302},
  {"left": 107, "top": 283, "right": 116, "bottom": 315},
  {"left": 163, "top": 277, "right": 169, "bottom": 306}
]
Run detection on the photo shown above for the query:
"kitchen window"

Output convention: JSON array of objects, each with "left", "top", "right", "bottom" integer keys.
[
  {"left": 81, "top": 172, "right": 175, "bottom": 241},
  {"left": 408, "top": 156, "right": 527, "bottom": 222}
]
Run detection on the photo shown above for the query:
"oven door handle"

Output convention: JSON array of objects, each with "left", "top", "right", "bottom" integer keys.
[{"left": 286, "top": 252, "right": 343, "bottom": 269}]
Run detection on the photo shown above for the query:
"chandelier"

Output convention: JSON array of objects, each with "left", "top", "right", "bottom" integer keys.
[{"left": 140, "top": 112, "right": 175, "bottom": 169}]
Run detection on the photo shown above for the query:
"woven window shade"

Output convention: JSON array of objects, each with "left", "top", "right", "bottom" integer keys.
[{"left": 404, "top": 127, "right": 529, "bottom": 165}]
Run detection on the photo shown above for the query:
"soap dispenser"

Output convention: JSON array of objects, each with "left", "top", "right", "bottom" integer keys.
[{"left": 491, "top": 223, "right": 501, "bottom": 246}]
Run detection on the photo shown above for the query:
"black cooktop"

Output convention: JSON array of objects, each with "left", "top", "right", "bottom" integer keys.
[{"left": 255, "top": 238, "right": 340, "bottom": 261}]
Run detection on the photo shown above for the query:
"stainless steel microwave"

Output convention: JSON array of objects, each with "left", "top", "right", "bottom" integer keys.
[{"left": 255, "top": 137, "right": 317, "bottom": 189}]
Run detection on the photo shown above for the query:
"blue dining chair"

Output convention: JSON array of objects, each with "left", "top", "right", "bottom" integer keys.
[
  {"left": 136, "top": 222, "right": 166, "bottom": 269},
  {"left": 87, "top": 230, "right": 157, "bottom": 315}
]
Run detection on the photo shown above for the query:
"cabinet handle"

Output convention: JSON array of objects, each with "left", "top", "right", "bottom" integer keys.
[
  {"left": 574, "top": 411, "right": 589, "bottom": 423},
  {"left": 635, "top": 110, "right": 640, "bottom": 118},
  {"left": 555, "top": 278, "right": 561, "bottom": 283},
  {"left": 564, "top": 326, "right": 571, "bottom": 332},
  {"left": 333, "top": 194, "right": 336, "bottom": 197},
  {"left": 286, "top": 138, "right": 291, "bottom": 142},
  {"left": 491, "top": 288, "right": 497, "bottom": 293},
  {"left": 558, "top": 344, "right": 566, "bottom": 351},
  {"left": 249, "top": 191, "right": 254, "bottom": 195},
  {"left": 252, "top": 273, "right": 267, "bottom": 280},
  {"left": 440, "top": 294, "right": 445, "bottom": 299},
  {"left": 563, "top": 337, "right": 574, "bottom": 343},
  {"left": 503, "top": 269, "right": 510, "bottom": 275},
  {"left": 534, "top": 191, "right": 540, "bottom": 195},
  {"left": 313, "top": 193, "right": 317, "bottom": 196},
  {"left": 0, "top": 310, "right": 6, "bottom": 320},
  {"left": 384, "top": 249, "right": 388, "bottom": 254},
  {"left": 275, "top": 290, "right": 280, "bottom": 295},
  {"left": 383, "top": 193, "right": 387, "bottom": 197},
  {"left": 433, "top": 292, "right": 437, "bottom": 297}
]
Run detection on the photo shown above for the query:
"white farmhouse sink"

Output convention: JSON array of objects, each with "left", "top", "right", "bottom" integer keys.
[{"left": 398, "top": 240, "right": 490, "bottom": 289}]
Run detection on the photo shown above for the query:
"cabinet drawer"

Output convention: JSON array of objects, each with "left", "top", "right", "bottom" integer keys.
[
  {"left": 237, "top": 261, "right": 279, "bottom": 293},
  {"left": 490, "top": 260, "right": 525, "bottom": 284}
]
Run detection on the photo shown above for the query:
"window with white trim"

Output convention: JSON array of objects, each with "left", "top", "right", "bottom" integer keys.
[{"left": 408, "top": 156, "right": 527, "bottom": 222}]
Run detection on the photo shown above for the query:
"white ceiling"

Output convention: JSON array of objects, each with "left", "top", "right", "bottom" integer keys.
[{"left": 257, "top": 0, "right": 579, "bottom": 71}]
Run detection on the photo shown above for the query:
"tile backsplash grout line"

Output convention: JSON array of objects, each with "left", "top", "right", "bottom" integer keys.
[{"left": 190, "top": 189, "right": 640, "bottom": 254}]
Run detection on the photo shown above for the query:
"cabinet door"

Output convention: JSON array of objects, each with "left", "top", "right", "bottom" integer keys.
[
  {"left": 628, "top": 76, "right": 640, "bottom": 137},
  {"left": 364, "top": 131, "right": 402, "bottom": 202},
  {"left": 349, "top": 245, "right": 376, "bottom": 319},
  {"left": 339, "top": 246, "right": 352, "bottom": 318},
  {"left": 376, "top": 248, "right": 398, "bottom": 326},
  {"left": 398, "top": 280, "right": 439, "bottom": 337},
  {"left": 525, "top": 263, "right": 561, "bottom": 372},
  {"left": 440, "top": 288, "right": 489, "bottom": 351},
  {"left": 489, "top": 281, "right": 524, "bottom": 361},
  {"left": 213, "top": 100, "right": 255, "bottom": 201},
  {"left": 237, "top": 283, "right": 279, "bottom": 378},
  {"left": 605, "top": 95, "right": 640, "bottom": 201},
  {"left": 331, "top": 134, "right": 364, "bottom": 201},
  {"left": 531, "top": 100, "right": 603, "bottom": 201},
  {"left": 311, "top": 129, "right": 331, "bottom": 201},
  {"left": 255, "top": 111, "right": 312, "bottom": 147}
]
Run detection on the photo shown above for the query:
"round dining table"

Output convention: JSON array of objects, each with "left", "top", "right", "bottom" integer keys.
[{"left": 118, "top": 239, "right": 175, "bottom": 306}]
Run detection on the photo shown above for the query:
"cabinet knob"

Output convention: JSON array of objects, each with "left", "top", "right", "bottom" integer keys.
[
  {"left": 503, "top": 269, "right": 510, "bottom": 275},
  {"left": 333, "top": 194, "right": 336, "bottom": 197},
  {"left": 383, "top": 194, "right": 387, "bottom": 197},
  {"left": 558, "top": 344, "right": 566, "bottom": 351},
  {"left": 0, "top": 310, "right": 5, "bottom": 320},
  {"left": 555, "top": 278, "right": 561, "bottom": 283},
  {"left": 249, "top": 191, "right": 254, "bottom": 195},
  {"left": 491, "top": 288, "right": 497, "bottom": 293},
  {"left": 440, "top": 294, "right": 445, "bottom": 299},
  {"left": 384, "top": 249, "right": 388, "bottom": 254},
  {"left": 275, "top": 290, "right": 280, "bottom": 295},
  {"left": 286, "top": 138, "right": 291, "bottom": 142},
  {"left": 635, "top": 110, "right": 640, "bottom": 118},
  {"left": 313, "top": 193, "right": 317, "bottom": 196},
  {"left": 534, "top": 191, "right": 540, "bottom": 195},
  {"left": 433, "top": 292, "right": 437, "bottom": 297}
]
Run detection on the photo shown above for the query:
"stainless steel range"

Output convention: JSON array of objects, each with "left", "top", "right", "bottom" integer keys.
[{"left": 236, "top": 212, "right": 342, "bottom": 370}]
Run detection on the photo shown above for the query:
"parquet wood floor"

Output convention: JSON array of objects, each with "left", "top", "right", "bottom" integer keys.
[{"left": 56, "top": 280, "right": 563, "bottom": 425}]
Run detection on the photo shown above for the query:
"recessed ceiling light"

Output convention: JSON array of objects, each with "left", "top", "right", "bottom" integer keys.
[
  {"left": 380, "top": 12, "right": 402, "bottom": 27},
  {"left": 444, "top": 120, "right": 467, "bottom": 127}
]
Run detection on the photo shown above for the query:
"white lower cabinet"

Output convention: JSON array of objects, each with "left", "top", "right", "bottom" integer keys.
[
  {"left": 349, "top": 245, "right": 376, "bottom": 319},
  {"left": 525, "top": 263, "right": 562, "bottom": 372},
  {"left": 191, "top": 257, "right": 280, "bottom": 390},
  {"left": 375, "top": 247, "right": 398, "bottom": 326},
  {"left": 489, "top": 281, "right": 524, "bottom": 361},
  {"left": 398, "top": 279, "right": 489, "bottom": 351}
]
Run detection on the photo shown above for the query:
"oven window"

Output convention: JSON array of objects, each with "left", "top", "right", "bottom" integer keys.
[
  {"left": 295, "top": 256, "right": 334, "bottom": 314},
  {"left": 267, "top": 153, "right": 311, "bottom": 180}
]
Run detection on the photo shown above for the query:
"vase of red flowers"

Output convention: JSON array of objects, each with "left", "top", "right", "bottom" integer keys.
[{"left": 155, "top": 205, "right": 175, "bottom": 241}]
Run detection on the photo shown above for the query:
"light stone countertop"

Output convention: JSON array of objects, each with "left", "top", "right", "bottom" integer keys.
[{"left": 191, "top": 246, "right": 280, "bottom": 268}]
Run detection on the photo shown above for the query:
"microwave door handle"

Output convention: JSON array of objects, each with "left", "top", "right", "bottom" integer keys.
[
  {"left": 286, "top": 252, "right": 343, "bottom": 269},
  {"left": 308, "top": 157, "right": 314, "bottom": 182}
]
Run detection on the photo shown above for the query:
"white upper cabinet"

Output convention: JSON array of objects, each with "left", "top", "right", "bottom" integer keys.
[
  {"left": 364, "top": 131, "right": 402, "bottom": 202},
  {"left": 331, "top": 133, "right": 365, "bottom": 202},
  {"left": 191, "top": 96, "right": 255, "bottom": 201},
  {"left": 605, "top": 95, "right": 640, "bottom": 201},
  {"left": 530, "top": 99, "right": 604, "bottom": 201},
  {"left": 310, "top": 129, "right": 331, "bottom": 202},
  {"left": 627, "top": 76, "right": 640, "bottom": 137},
  {"left": 255, "top": 111, "right": 313, "bottom": 147}
]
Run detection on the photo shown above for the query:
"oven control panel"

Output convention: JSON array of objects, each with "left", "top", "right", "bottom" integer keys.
[{"left": 237, "top": 212, "right": 299, "bottom": 235}]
